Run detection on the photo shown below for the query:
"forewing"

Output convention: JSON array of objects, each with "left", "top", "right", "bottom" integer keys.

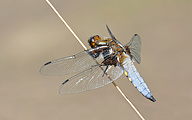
[
  {"left": 59, "top": 65, "right": 123, "bottom": 94},
  {"left": 124, "top": 34, "right": 141, "bottom": 64},
  {"left": 40, "top": 51, "right": 103, "bottom": 76}
]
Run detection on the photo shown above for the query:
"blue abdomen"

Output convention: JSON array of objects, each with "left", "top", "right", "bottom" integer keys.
[{"left": 122, "top": 57, "right": 156, "bottom": 102}]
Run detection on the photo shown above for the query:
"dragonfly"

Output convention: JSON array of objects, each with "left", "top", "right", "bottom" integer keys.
[{"left": 40, "top": 25, "right": 156, "bottom": 102}]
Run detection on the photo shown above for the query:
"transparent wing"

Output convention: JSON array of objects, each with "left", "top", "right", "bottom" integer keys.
[
  {"left": 59, "top": 65, "right": 123, "bottom": 94},
  {"left": 40, "top": 51, "right": 103, "bottom": 76},
  {"left": 124, "top": 34, "right": 141, "bottom": 64}
]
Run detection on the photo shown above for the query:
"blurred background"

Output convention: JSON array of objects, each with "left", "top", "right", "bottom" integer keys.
[{"left": 0, "top": 0, "right": 191, "bottom": 120}]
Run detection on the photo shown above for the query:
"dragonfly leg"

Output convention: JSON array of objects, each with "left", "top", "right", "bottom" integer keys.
[
  {"left": 102, "top": 65, "right": 109, "bottom": 77},
  {"left": 91, "top": 64, "right": 109, "bottom": 77}
]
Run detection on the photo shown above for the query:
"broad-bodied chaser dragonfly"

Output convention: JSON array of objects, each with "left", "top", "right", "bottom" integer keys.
[{"left": 40, "top": 25, "right": 156, "bottom": 102}]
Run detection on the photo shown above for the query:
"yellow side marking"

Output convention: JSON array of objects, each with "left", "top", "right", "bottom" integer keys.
[
  {"left": 128, "top": 77, "right": 132, "bottom": 82},
  {"left": 124, "top": 71, "right": 128, "bottom": 77}
]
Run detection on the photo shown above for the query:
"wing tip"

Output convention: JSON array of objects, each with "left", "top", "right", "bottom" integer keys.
[
  {"left": 62, "top": 79, "right": 69, "bottom": 85},
  {"left": 39, "top": 61, "right": 52, "bottom": 75},
  {"left": 59, "top": 79, "right": 70, "bottom": 94},
  {"left": 44, "top": 61, "right": 52, "bottom": 66}
]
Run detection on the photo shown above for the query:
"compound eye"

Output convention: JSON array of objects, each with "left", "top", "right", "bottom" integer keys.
[
  {"left": 88, "top": 37, "right": 95, "bottom": 48},
  {"left": 88, "top": 35, "right": 101, "bottom": 48},
  {"left": 88, "top": 36, "right": 95, "bottom": 43},
  {"left": 94, "top": 35, "right": 101, "bottom": 41},
  {"left": 90, "top": 38, "right": 94, "bottom": 42}
]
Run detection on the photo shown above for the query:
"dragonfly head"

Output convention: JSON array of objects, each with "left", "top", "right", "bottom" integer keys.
[{"left": 88, "top": 35, "right": 101, "bottom": 48}]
